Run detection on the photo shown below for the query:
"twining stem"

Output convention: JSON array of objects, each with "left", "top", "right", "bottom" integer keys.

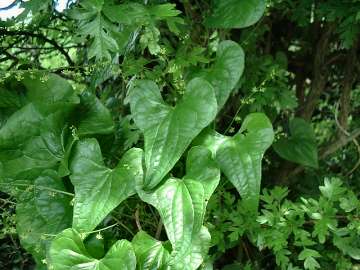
[{"left": 0, "top": 183, "right": 74, "bottom": 197}]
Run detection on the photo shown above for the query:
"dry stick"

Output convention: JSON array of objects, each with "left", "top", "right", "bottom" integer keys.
[
  {"left": 111, "top": 215, "right": 135, "bottom": 236},
  {"left": 334, "top": 103, "right": 360, "bottom": 176},
  {"left": 155, "top": 219, "right": 163, "bottom": 240},
  {"left": 135, "top": 208, "right": 142, "bottom": 231}
]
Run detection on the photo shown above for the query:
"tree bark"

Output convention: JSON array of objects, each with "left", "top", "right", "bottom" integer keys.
[{"left": 298, "top": 24, "right": 334, "bottom": 120}]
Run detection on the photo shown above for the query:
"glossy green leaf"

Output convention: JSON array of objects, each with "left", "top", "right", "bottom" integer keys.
[
  {"left": 197, "top": 113, "right": 274, "bottom": 213},
  {"left": 0, "top": 87, "right": 22, "bottom": 108},
  {"left": 34, "top": 170, "right": 73, "bottom": 225},
  {"left": 137, "top": 147, "right": 220, "bottom": 269},
  {"left": 0, "top": 73, "right": 78, "bottom": 183},
  {"left": 0, "top": 73, "right": 78, "bottom": 148},
  {"left": 76, "top": 92, "right": 114, "bottom": 136},
  {"left": 15, "top": 170, "right": 72, "bottom": 267},
  {"left": 205, "top": 0, "right": 266, "bottom": 29},
  {"left": 49, "top": 228, "right": 136, "bottom": 270},
  {"left": 130, "top": 78, "right": 217, "bottom": 189},
  {"left": 199, "top": 41, "right": 245, "bottom": 110},
  {"left": 273, "top": 118, "right": 318, "bottom": 168},
  {"left": 132, "top": 231, "right": 170, "bottom": 270},
  {"left": 70, "top": 138, "right": 143, "bottom": 232}
]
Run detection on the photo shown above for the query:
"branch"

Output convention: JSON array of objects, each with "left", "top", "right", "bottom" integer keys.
[
  {"left": 287, "top": 128, "right": 360, "bottom": 179},
  {"left": 337, "top": 40, "right": 358, "bottom": 133},
  {"left": 298, "top": 24, "right": 334, "bottom": 120},
  {"left": 0, "top": 29, "right": 74, "bottom": 66}
]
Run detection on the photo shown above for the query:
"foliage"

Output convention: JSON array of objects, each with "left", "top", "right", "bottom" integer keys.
[
  {"left": 207, "top": 178, "right": 360, "bottom": 270},
  {"left": 0, "top": 0, "right": 359, "bottom": 269}
]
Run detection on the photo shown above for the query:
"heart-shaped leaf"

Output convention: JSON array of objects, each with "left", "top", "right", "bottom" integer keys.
[
  {"left": 130, "top": 78, "right": 217, "bottom": 189},
  {"left": 205, "top": 0, "right": 266, "bottom": 29},
  {"left": 137, "top": 146, "right": 219, "bottom": 269},
  {"left": 15, "top": 170, "right": 72, "bottom": 267},
  {"left": 49, "top": 228, "right": 136, "bottom": 270},
  {"left": 197, "top": 41, "right": 244, "bottom": 110},
  {"left": 76, "top": 92, "right": 114, "bottom": 136},
  {"left": 273, "top": 118, "right": 318, "bottom": 168},
  {"left": 196, "top": 113, "right": 274, "bottom": 213},
  {"left": 70, "top": 138, "right": 143, "bottom": 232},
  {"left": 132, "top": 231, "right": 170, "bottom": 270}
]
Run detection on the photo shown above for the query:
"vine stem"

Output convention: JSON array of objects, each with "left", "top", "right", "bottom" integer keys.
[
  {"left": 0, "top": 183, "right": 74, "bottom": 197},
  {"left": 0, "top": 197, "right": 16, "bottom": 205},
  {"left": 88, "top": 223, "right": 118, "bottom": 234},
  {"left": 224, "top": 91, "right": 256, "bottom": 134},
  {"left": 111, "top": 215, "right": 135, "bottom": 236}
]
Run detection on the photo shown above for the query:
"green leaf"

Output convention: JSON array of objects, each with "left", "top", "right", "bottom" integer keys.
[
  {"left": 273, "top": 118, "right": 318, "bottom": 168},
  {"left": 16, "top": 170, "right": 72, "bottom": 267},
  {"left": 303, "top": 257, "right": 320, "bottom": 270},
  {"left": 333, "top": 235, "right": 360, "bottom": 260},
  {"left": 198, "top": 41, "right": 245, "bottom": 110},
  {"left": 132, "top": 231, "right": 170, "bottom": 270},
  {"left": 0, "top": 88, "right": 22, "bottom": 108},
  {"left": 49, "top": 228, "right": 136, "bottom": 270},
  {"left": 70, "top": 138, "right": 143, "bottom": 232},
  {"left": 76, "top": 92, "right": 114, "bottom": 136},
  {"left": 34, "top": 170, "right": 73, "bottom": 225},
  {"left": 205, "top": 0, "right": 266, "bottom": 29},
  {"left": 298, "top": 249, "right": 321, "bottom": 270},
  {"left": 72, "top": 0, "right": 120, "bottom": 60},
  {"left": 103, "top": 3, "right": 180, "bottom": 25},
  {"left": 319, "top": 178, "right": 346, "bottom": 201},
  {"left": 0, "top": 73, "right": 78, "bottom": 184},
  {"left": 137, "top": 146, "right": 219, "bottom": 270},
  {"left": 130, "top": 78, "right": 217, "bottom": 189},
  {"left": 298, "top": 249, "right": 321, "bottom": 260},
  {"left": 198, "top": 113, "right": 273, "bottom": 213},
  {"left": 0, "top": 73, "right": 79, "bottom": 148},
  {"left": 85, "top": 14, "right": 119, "bottom": 60}
]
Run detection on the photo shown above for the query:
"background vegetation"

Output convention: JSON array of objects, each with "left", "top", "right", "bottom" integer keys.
[{"left": 0, "top": 0, "right": 359, "bottom": 269}]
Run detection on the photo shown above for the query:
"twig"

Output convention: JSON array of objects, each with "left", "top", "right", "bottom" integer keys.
[
  {"left": 0, "top": 29, "right": 74, "bottom": 66},
  {"left": 111, "top": 215, "right": 135, "bottom": 236},
  {"left": 155, "top": 219, "right": 163, "bottom": 240},
  {"left": 0, "top": 182, "right": 74, "bottom": 197},
  {"left": 135, "top": 207, "right": 142, "bottom": 231}
]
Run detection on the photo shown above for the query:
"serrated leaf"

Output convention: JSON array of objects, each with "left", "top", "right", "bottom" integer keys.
[
  {"left": 205, "top": 0, "right": 266, "bottom": 29},
  {"left": 130, "top": 78, "right": 217, "bottom": 189},
  {"left": 132, "top": 231, "right": 170, "bottom": 270},
  {"left": 148, "top": 4, "right": 181, "bottom": 19},
  {"left": 198, "top": 113, "right": 273, "bottom": 213},
  {"left": 333, "top": 235, "right": 360, "bottom": 260},
  {"left": 103, "top": 3, "right": 180, "bottom": 25},
  {"left": 49, "top": 228, "right": 136, "bottom": 270},
  {"left": 298, "top": 249, "right": 321, "bottom": 260},
  {"left": 273, "top": 118, "right": 318, "bottom": 168},
  {"left": 69, "top": 138, "right": 143, "bottom": 232},
  {"left": 303, "top": 257, "right": 320, "bottom": 270},
  {"left": 319, "top": 178, "right": 346, "bottom": 201},
  {"left": 85, "top": 14, "right": 119, "bottom": 60}
]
